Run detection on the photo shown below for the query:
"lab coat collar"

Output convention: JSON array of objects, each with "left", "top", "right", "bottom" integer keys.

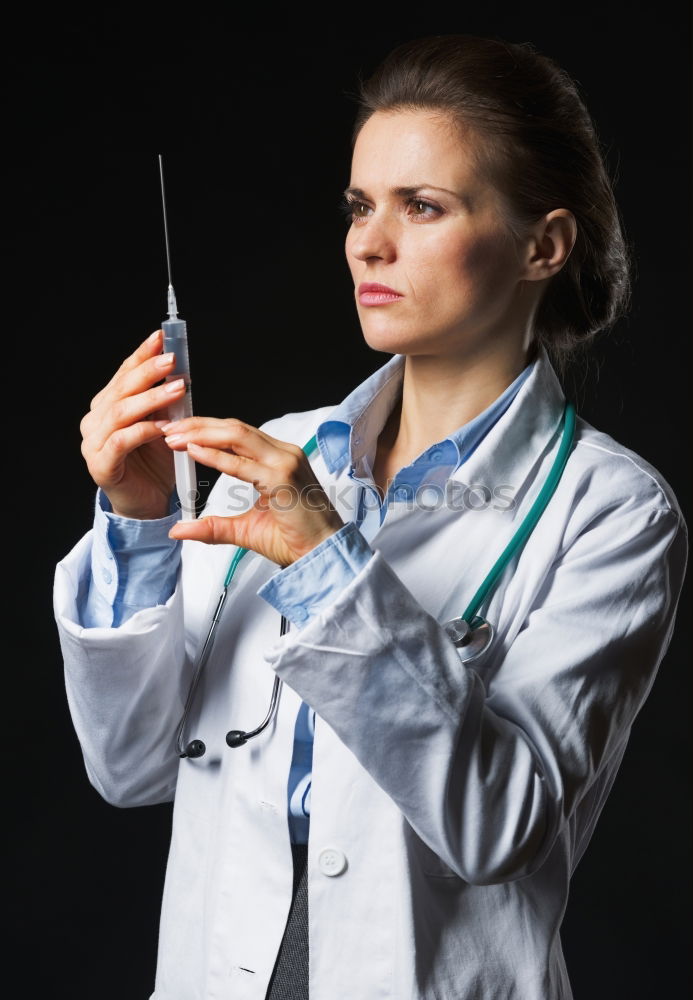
[
  {"left": 448, "top": 345, "right": 566, "bottom": 496},
  {"left": 315, "top": 345, "right": 566, "bottom": 494}
]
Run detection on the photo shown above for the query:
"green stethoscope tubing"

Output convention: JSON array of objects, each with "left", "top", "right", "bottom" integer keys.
[
  {"left": 462, "top": 398, "right": 576, "bottom": 626},
  {"left": 177, "top": 399, "right": 576, "bottom": 758}
]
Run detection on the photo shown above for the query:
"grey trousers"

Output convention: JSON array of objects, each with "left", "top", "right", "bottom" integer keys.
[{"left": 266, "top": 843, "right": 309, "bottom": 999}]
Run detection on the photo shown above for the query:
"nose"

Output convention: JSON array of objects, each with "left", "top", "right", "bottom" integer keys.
[{"left": 347, "top": 208, "right": 398, "bottom": 264}]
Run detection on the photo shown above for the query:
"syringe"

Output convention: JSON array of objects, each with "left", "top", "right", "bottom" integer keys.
[{"left": 159, "top": 155, "right": 197, "bottom": 520}]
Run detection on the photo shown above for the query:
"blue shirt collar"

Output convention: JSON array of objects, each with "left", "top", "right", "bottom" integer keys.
[{"left": 315, "top": 353, "right": 535, "bottom": 477}]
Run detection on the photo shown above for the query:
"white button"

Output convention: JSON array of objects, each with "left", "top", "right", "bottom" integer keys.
[
  {"left": 101, "top": 568, "right": 112, "bottom": 585},
  {"left": 430, "top": 448, "right": 443, "bottom": 461},
  {"left": 419, "top": 485, "right": 441, "bottom": 508},
  {"left": 318, "top": 846, "right": 348, "bottom": 877},
  {"left": 292, "top": 606, "right": 308, "bottom": 622}
]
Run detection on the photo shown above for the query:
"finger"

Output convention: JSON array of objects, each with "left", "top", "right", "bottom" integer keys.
[
  {"left": 160, "top": 417, "right": 301, "bottom": 466},
  {"left": 169, "top": 514, "right": 240, "bottom": 546},
  {"left": 86, "top": 419, "right": 173, "bottom": 486},
  {"left": 91, "top": 342, "right": 179, "bottom": 414},
  {"left": 86, "top": 378, "right": 187, "bottom": 452},
  {"left": 90, "top": 330, "right": 164, "bottom": 409},
  {"left": 175, "top": 442, "right": 274, "bottom": 491},
  {"left": 162, "top": 420, "right": 278, "bottom": 464}
]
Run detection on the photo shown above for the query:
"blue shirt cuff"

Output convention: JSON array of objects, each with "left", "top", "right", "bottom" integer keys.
[
  {"left": 256, "top": 521, "right": 375, "bottom": 629},
  {"left": 83, "top": 488, "right": 183, "bottom": 628}
]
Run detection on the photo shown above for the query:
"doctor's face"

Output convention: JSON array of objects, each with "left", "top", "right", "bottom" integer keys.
[{"left": 344, "top": 110, "right": 530, "bottom": 359}]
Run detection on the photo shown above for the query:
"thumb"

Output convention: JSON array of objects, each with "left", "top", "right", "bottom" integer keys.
[{"left": 169, "top": 513, "right": 240, "bottom": 546}]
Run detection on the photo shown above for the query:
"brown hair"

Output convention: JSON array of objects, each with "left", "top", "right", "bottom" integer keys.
[{"left": 349, "top": 34, "right": 633, "bottom": 375}]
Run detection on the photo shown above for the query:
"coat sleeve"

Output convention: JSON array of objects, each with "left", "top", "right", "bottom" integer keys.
[
  {"left": 53, "top": 528, "right": 190, "bottom": 807},
  {"left": 262, "top": 492, "right": 688, "bottom": 885}
]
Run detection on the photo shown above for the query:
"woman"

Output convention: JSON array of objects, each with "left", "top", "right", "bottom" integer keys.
[{"left": 54, "top": 34, "right": 687, "bottom": 1000}]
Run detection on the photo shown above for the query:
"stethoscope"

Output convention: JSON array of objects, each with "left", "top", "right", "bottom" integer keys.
[{"left": 176, "top": 400, "right": 577, "bottom": 759}]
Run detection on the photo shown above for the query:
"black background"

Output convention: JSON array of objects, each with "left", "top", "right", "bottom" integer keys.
[{"left": 7, "top": 12, "right": 691, "bottom": 998}]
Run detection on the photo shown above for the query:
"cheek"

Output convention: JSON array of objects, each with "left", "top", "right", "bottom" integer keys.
[
  {"left": 407, "top": 230, "right": 511, "bottom": 300},
  {"left": 455, "top": 229, "right": 516, "bottom": 287}
]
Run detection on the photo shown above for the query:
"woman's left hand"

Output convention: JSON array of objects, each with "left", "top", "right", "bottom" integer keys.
[{"left": 163, "top": 416, "right": 345, "bottom": 566}]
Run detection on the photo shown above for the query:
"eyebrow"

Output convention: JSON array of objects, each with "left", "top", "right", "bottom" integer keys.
[{"left": 343, "top": 184, "right": 469, "bottom": 206}]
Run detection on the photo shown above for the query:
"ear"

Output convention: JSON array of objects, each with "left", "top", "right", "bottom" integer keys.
[{"left": 522, "top": 210, "right": 577, "bottom": 282}]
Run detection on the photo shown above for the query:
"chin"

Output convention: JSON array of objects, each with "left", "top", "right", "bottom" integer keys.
[{"left": 360, "top": 322, "right": 444, "bottom": 357}]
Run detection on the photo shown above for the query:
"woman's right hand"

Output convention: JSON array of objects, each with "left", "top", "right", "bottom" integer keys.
[{"left": 80, "top": 329, "right": 188, "bottom": 519}]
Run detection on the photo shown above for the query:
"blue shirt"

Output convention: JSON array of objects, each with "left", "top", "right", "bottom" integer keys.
[{"left": 81, "top": 352, "right": 534, "bottom": 843}]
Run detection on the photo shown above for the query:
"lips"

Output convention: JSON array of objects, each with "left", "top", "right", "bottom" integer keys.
[
  {"left": 358, "top": 282, "right": 403, "bottom": 296},
  {"left": 358, "top": 281, "right": 404, "bottom": 306}
]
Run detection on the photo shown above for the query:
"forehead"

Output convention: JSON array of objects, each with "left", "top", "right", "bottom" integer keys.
[{"left": 350, "top": 110, "right": 481, "bottom": 188}]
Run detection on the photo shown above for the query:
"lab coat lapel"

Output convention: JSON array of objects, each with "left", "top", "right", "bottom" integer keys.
[{"left": 449, "top": 345, "right": 567, "bottom": 510}]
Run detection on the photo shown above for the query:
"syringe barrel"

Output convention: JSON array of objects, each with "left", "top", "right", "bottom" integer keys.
[
  {"left": 162, "top": 317, "right": 193, "bottom": 417},
  {"left": 162, "top": 317, "right": 192, "bottom": 382},
  {"left": 162, "top": 315, "right": 196, "bottom": 519}
]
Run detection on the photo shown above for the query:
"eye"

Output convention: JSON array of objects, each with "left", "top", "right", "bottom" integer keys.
[
  {"left": 339, "top": 196, "right": 367, "bottom": 224},
  {"left": 408, "top": 198, "right": 439, "bottom": 218},
  {"left": 339, "top": 195, "right": 442, "bottom": 225}
]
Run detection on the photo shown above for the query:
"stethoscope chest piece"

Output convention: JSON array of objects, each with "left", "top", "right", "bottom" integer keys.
[{"left": 443, "top": 616, "right": 495, "bottom": 663}]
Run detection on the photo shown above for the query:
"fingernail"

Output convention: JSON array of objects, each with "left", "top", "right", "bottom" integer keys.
[
  {"left": 155, "top": 352, "right": 174, "bottom": 369},
  {"left": 153, "top": 420, "right": 170, "bottom": 429},
  {"left": 159, "top": 421, "right": 178, "bottom": 432},
  {"left": 187, "top": 442, "right": 203, "bottom": 453},
  {"left": 165, "top": 433, "right": 184, "bottom": 444},
  {"left": 164, "top": 379, "right": 185, "bottom": 394},
  {"left": 149, "top": 329, "right": 162, "bottom": 342}
]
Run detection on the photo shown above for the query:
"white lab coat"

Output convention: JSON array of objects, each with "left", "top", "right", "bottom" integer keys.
[{"left": 53, "top": 349, "right": 687, "bottom": 1000}]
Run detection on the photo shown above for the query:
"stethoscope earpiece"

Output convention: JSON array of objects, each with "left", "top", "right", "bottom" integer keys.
[
  {"left": 181, "top": 739, "right": 206, "bottom": 759},
  {"left": 226, "top": 730, "right": 249, "bottom": 748}
]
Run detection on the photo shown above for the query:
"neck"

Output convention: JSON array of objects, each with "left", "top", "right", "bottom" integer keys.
[{"left": 380, "top": 339, "right": 536, "bottom": 463}]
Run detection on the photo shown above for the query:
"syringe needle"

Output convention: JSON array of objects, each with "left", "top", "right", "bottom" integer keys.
[{"left": 158, "top": 153, "right": 173, "bottom": 289}]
